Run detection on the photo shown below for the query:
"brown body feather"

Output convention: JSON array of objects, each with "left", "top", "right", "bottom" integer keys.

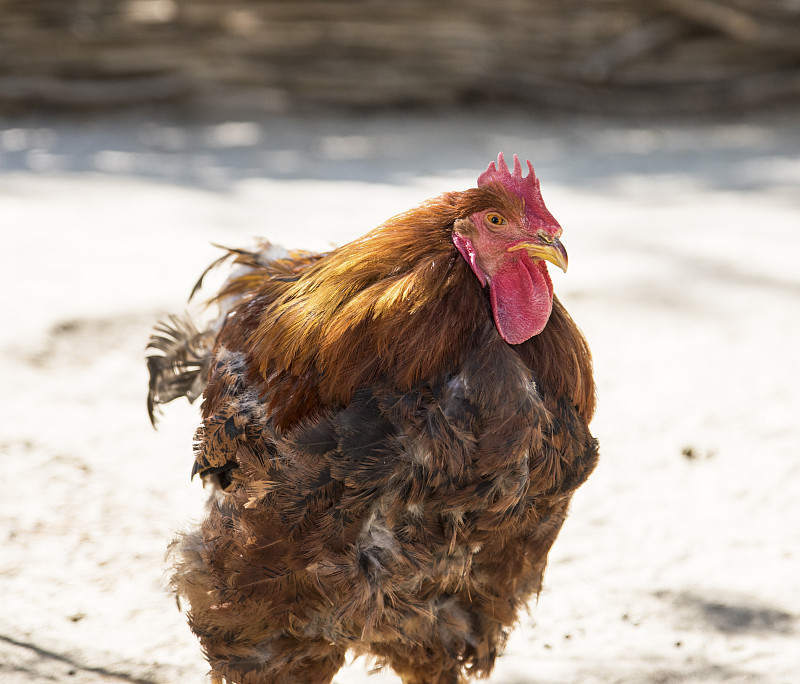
[{"left": 152, "top": 187, "right": 598, "bottom": 684}]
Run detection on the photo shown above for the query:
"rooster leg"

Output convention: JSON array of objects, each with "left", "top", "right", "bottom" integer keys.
[
  {"left": 394, "top": 665, "right": 463, "bottom": 684},
  {"left": 380, "top": 647, "right": 465, "bottom": 684},
  {"left": 204, "top": 634, "right": 346, "bottom": 684}
]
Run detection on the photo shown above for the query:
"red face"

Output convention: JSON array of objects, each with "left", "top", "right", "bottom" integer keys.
[{"left": 452, "top": 154, "right": 568, "bottom": 344}]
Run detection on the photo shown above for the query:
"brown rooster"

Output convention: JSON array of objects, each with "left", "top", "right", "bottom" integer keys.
[{"left": 147, "top": 154, "right": 598, "bottom": 684}]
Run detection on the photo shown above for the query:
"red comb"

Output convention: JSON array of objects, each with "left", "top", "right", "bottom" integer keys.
[{"left": 477, "top": 153, "right": 560, "bottom": 232}]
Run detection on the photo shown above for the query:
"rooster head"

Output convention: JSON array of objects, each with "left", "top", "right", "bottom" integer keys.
[{"left": 452, "top": 153, "right": 568, "bottom": 345}]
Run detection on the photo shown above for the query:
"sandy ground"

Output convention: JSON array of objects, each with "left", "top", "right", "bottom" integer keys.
[{"left": 1, "top": 109, "right": 799, "bottom": 684}]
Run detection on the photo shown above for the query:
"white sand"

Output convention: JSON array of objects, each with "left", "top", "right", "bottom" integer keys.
[{"left": 1, "top": 110, "right": 798, "bottom": 683}]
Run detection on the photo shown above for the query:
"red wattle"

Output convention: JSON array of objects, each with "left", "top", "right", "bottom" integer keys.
[{"left": 489, "top": 254, "right": 553, "bottom": 344}]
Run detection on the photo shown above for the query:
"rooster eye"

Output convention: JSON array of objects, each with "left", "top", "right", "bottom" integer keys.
[{"left": 485, "top": 212, "right": 507, "bottom": 228}]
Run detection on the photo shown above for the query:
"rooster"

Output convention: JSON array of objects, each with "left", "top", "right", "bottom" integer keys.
[{"left": 147, "top": 153, "right": 598, "bottom": 684}]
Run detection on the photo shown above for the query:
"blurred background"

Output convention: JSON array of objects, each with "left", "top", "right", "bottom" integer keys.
[
  {"left": 1, "top": 2, "right": 799, "bottom": 683},
  {"left": 1, "top": 0, "right": 800, "bottom": 114}
]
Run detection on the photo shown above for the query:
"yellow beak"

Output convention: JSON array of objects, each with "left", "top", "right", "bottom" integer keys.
[{"left": 508, "top": 238, "right": 569, "bottom": 273}]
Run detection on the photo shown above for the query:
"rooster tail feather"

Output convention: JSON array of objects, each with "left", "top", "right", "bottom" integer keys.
[
  {"left": 147, "top": 240, "right": 297, "bottom": 428},
  {"left": 146, "top": 313, "right": 215, "bottom": 426}
]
